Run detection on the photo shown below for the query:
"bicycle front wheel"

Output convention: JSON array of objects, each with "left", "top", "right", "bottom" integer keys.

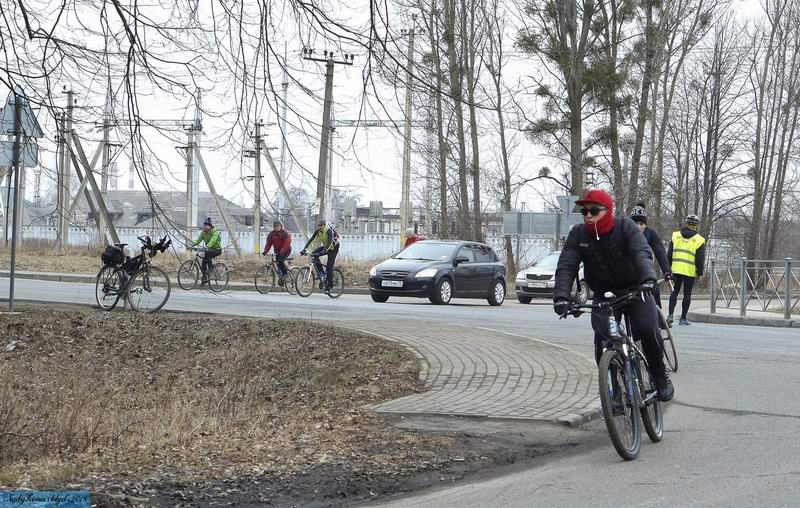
[
  {"left": 95, "top": 265, "right": 122, "bottom": 311},
  {"left": 327, "top": 268, "right": 344, "bottom": 299},
  {"left": 657, "top": 309, "right": 678, "bottom": 372},
  {"left": 178, "top": 259, "right": 199, "bottom": 290},
  {"left": 285, "top": 266, "right": 300, "bottom": 295},
  {"left": 295, "top": 266, "right": 315, "bottom": 297},
  {"left": 254, "top": 265, "right": 276, "bottom": 294},
  {"left": 636, "top": 355, "right": 664, "bottom": 443},
  {"left": 208, "top": 262, "right": 229, "bottom": 293},
  {"left": 599, "top": 349, "right": 641, "bottom": 461},
  {"left": 127, "top": 266, "right": 171, "bottom": 313}
]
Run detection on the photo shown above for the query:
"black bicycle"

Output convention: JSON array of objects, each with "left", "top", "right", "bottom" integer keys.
[
  {"left": 294, "top": 253, "right": 344, "bottom": 298},
  {"left": 657, "top": 279, "right": 678, "bottom": 372},
  {"left": 254, "top": 253, "right": 300, "bottom": 295},
  {"left": 95, "top": 236, "right": 172, "bottom": 313},
  {"left": 563, "top": 289, "right": 664, "bottom": 460}
]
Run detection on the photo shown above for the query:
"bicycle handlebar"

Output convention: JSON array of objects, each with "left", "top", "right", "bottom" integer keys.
[{"left": 560, "top": 289, "right": 644, "bottom": 319}]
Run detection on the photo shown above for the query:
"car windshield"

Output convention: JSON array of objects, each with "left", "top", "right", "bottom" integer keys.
[
  {"left": 534, "top": 253, "right": 560, "bottom": 268},
  {"left": 395, "top": 242, "right": 456, "bottom": 261}
]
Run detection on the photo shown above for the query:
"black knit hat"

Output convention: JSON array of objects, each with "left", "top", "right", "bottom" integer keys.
[{"left": 630, "top": 202, "right": 647, "bottom": 224}]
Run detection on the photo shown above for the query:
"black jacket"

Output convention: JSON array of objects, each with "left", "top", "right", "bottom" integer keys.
[
  {"left": 554, "top": 216, "right": 656, "bottom": 301},
  {"left": 643, "top": 227, "right": 671, "bottom": 275},
  {"left": 667, "top": 227, "right": 706, "bottom": 277}
]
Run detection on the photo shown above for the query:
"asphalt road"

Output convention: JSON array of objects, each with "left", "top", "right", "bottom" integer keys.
[{"left": 3, "top": 278, "right": 799, "bottom": 506}]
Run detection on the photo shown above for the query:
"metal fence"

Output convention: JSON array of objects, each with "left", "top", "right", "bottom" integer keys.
[
  {"left": 709, "top": 258, "right": 799, "bottom": 319},
  {"left": 11, "top": 226, "right": 556, "bottom": 265}
]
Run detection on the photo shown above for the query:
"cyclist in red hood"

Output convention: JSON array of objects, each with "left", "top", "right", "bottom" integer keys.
[{"left": 553, "top": 189, "right": 673, "bottom": 402}]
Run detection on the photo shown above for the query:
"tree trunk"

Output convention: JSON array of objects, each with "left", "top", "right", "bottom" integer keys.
[
  {"left": 428, "top": 0, "right": 449, "bottom": 239},
  {"left": 627, "top": 0, "right": 655, "bottom": 212},
  {"left": 444, "top": 0, "right": 470, "bottom": 238}
]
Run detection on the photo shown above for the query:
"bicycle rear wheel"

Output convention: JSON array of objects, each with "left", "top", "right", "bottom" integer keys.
[
  {"left": 127, "top": 266, "right": 171, "bottom": 313},
  {"left": 285, "top": 266, "right": 300, "bottom": 295},
  {"left": 657, "top": 308, "right": 678, "bottom": 372},
  {"left": 208, "top": 262, "right": 229, "bottom": 293},
  {"left": 599, "top": 349, "right": 641, "bottom": 461},
  {"left": 254, "top": 265, "right": 276, "bottom": 294},
  {"left": 295, "top": 266, "right": 315, "bottom": 297},
  {"left": 636, "top": 355, "right": 664, "bottom": 443},
  {"left": 95, "top": 265, "right": 122, "bottom": 311},
  {"left": 178, "top": 260, "right": 199, "bottom": 290},
  {"left": 327, "top": 268, "right": 344, "bottom": 299}
]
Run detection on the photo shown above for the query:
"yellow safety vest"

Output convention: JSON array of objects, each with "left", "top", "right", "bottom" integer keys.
[{"left": 671, "top": 231, "right": 705, "bottom": 277}]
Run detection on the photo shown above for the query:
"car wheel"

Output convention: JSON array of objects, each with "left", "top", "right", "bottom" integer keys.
[
  {"left": 488, "top": 280, "right": 505, "bottom": 306},
  {"left": 577, "top": 279, "right": 590, "bottom": 304},
  {"left": 371, "top": 293, "right": 389, "bottom": 303},
  {"left": 432, "top": 278, "right": 452, "bottom": 305},
  {"left": 517, "top": 295, "right": 532, "bottom": 304}
]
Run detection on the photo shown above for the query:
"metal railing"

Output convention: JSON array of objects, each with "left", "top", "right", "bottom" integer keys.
[{"left": 710, "top": 258, "right": 798, "bottom": 319}]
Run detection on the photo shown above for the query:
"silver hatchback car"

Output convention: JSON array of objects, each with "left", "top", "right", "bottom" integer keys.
[{"left": 514, "top": 251, "right": 592, "bottom": 304}]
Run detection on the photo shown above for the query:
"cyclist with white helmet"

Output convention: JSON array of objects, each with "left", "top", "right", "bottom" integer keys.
[{"left": 667, "top": 214, "right": 706, "bottom": 325}]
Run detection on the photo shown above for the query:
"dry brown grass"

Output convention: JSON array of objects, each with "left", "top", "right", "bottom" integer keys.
[
  {"left": 0, "top": 242, "right": 376, "bottom": 286},
  {"left": 0, "top": 307, "right": 456, "bottom": 489}
]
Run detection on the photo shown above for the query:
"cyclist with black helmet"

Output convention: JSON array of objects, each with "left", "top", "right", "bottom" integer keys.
[
  {"left": 194, "top": 217, "right": 222, "bottom": 285},
  {"left": 300, "top": 219, "right": 340, "bottom": 293},
  {"left": 630, "top": 202, "right": 672, "bottom": 308},
  {"left": 667, "top": 214, "right": 706, "bottom": 325}
]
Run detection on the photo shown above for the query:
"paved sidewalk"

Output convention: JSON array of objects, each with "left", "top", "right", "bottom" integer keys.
[
  {"left": 336, "top": 320, "right": 600, "bottom": 426},
  {"left": 0, "top": 269, "right": 371, "bottom": 295},
  {"left": 688, "top": 305, "right": 798, "bottom": 328}
]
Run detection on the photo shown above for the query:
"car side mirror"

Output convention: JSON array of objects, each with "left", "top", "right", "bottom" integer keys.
[{"left": 454, "top": 256, "right": 469, "bottom": 266}]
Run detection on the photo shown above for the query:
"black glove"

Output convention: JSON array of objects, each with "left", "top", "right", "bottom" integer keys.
[
  {"left": 554, "top": 299, "right": 571, "bottom": 317},
  {"left": 640, "top": 280, "right": 657, "bottom": 296},
  {"left": 664, "top": 272, "right": 673, "bottom": 281},
  {"left": 262, "top": 251, "right": 267, "bottom": 256},
  {"left": 300, "top": 250, "right": 307, "bottom": 256}
]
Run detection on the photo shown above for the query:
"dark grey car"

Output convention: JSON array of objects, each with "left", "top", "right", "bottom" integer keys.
[{"left": 368, "top": 240, "right": 507, "bottom": 305}]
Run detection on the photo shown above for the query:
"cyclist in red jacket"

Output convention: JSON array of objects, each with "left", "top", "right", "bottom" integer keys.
[{"left": 263, "top": 220, "right": 293, "bottom": 285}]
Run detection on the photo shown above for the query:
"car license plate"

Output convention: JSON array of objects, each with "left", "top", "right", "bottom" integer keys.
[
  {"left": 382, "top": 280, "right": 403, "bottom": 288},
  {"left": 527, "top": 282, "right": 546, "bottom": 288}
]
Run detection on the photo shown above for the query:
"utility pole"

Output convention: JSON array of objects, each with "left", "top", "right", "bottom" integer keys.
[
  {"left": 278, "top": 42, "right": 289, "bottom": 220},
  {"left": 253, "top": 120, "right": 263, "bottom": 253},
  {"left": 400, "top": 16, "right": 420, "bottom": 233},
  {"left": 8, "top": 89, "right": 22, "bottom": 311},
  {"left": 61, "top": 88, "right": 74, "bottom": 243},
  {"left": 99, "top": 103, "right": 111, "bottom": 245},
  {"left": 185, "top": 90, "right": 202, "bottom": 247},
  {"left": 302, "top": 48, "right": 354, "bottom": 224}
]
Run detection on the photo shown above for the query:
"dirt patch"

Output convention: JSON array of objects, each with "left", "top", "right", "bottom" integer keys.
[
  {"left": 0, "top": 243, "right": 375, "bottom": 287},
  {"left": 0, "top": 305, "right": 601, "bottom": 506}
]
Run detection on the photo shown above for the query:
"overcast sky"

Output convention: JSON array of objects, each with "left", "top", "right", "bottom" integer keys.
[{"left": 4, "top": 0, "right": 765, "bottom": 216}]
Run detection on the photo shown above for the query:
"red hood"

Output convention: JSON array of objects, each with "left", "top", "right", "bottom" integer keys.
[{"left": 576, "top": 189, "right": 615, "bottom": 237}]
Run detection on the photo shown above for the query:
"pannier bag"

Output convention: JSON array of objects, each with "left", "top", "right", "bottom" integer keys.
[{"left": 101, "top": 245, "right": 125, "bottom": 266}]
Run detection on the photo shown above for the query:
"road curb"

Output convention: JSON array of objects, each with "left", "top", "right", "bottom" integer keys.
[
  {"left": 557, "top": 408, "right": 601, "bottom": 428},
  {"left": 688, "top": 311, "right": 798, "bottom": 328},
  {"left": 0, "top": 270, "right": 371, "bottom": 295}
]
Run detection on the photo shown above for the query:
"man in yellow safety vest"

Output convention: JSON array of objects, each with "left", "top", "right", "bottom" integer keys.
[{"left": 667, "top": 214, "right": 706, "bottom": 326}]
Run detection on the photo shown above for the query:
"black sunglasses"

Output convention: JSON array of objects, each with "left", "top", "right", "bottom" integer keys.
[{"left": 581, "top": 206, "right": 607, "bottom": 216}]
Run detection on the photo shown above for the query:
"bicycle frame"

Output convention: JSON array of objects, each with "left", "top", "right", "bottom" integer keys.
[{"left": 569, "top": 291, "right": 658, "bottom": 410}]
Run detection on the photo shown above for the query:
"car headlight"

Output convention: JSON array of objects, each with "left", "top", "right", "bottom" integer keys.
[
  {"left": 415, "top": 268, "right": 438, "bottom": 278},
  {"left": 369, "top": 266, "right": 377, "bottom": 277},
  {"left": 516, "top": 271, "right": 527, "bottom": 280}
]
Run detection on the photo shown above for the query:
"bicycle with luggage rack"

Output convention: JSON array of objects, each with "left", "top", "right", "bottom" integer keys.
[
  {"left": 177, "top": 246, "right": 230, "bottom": 292},
  {"left": 255, "top": 253, "right": 300, "bottom": 295},
  {"left": 562, "top": 289, "right": 664, "bottom": 461},
  {"left": 95, "top": 235, "right": 172, "bottom": 313},
  {"left": 294, "top": 253, "right": 344, "bottom": 298}
]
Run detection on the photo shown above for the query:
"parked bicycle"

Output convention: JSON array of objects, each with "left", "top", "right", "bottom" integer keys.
[
  {"left": 563, "top": 289, "right": 664, "bottom": 461},
  {"left": 177, "top": 246, "right": 230, "bottom": 292},
  {"left": 658, "top": 278, "right": 678, "bottom": 372},
  {"left": 255, "top": 253, "right": 300, "bottom": 295},
  {"left": 95, "top": 236, "right": 172, "bottom": 313},
  {"left": 294, "top": 253, "right": 344, "bottom": 298}
]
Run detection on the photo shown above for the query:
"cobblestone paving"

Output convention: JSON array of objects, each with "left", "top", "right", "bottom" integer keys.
[{"left": 336, "top": 320, "right": 600, "bottom": 425}]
